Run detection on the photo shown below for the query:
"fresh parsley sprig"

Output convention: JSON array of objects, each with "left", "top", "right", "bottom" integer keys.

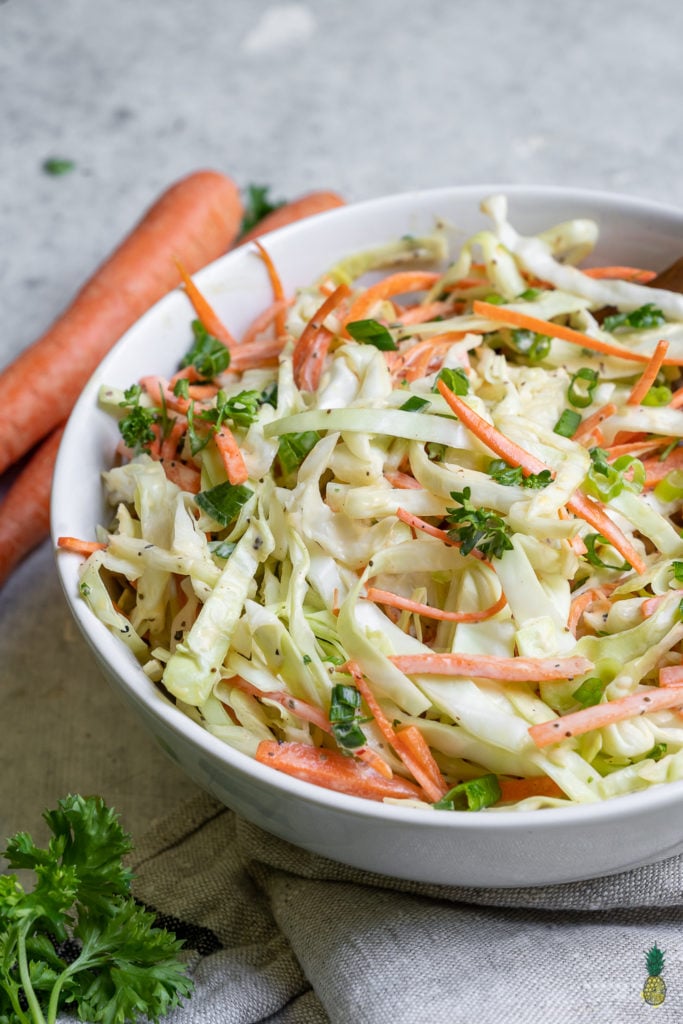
[
  {"left": 0, "top": 795, "right": 193, "bottom": 1024},
  {"left": 445, "top": 487, "right": 513, "bottom": 559}
]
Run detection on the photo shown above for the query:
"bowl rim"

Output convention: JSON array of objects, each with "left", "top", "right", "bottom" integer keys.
[{"left": 52, "top": 181, "right": 683, "bottom": 834}]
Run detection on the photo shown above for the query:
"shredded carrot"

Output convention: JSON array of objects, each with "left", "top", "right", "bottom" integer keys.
[
  {"left": 582, "top": 266, "right": 657, "bottom": 284},
  {"left": 394, "top": 725, "right": 448, "bottom": 800},
  {"left": 659, "top": 665, "right": 683, "bottom": 687},
  {"left": 604, "top": 437, "right": 676, "bottom": 460},
  {"left": 669, "top": 385, "right": 683, "bottom": 409},
  {"left": 641, "top": 590, "right": 683, "bottom": 616},
  {"left": 384, "top": 471, "right": 422, "bottom": 490},
  {"left": 568, "top": 587, "right": 606, "bottom": 636},
  {"left": 253, "top": 240, "right": 288, "bottom": 339},
  {"left": 344, "top": 271, "right": 440, "bottom": 329},
  {"left": 436, "top": 379, "right": 647, "bottom": 574},
  {"left": 345, "top": 661, "right": 447, "bottom": 801},
  {"left": 214, "top": 424, "right": 249, "bottom": 485},
  {"left": 176, "top": 259, "right": 236, "bottom": 348},
  {"left": 366, "top": 585, "right": 506, "bottom": 623},
  {"left": 472, "top": 299, "right": 683, "bottom": 365},
  {"left": 241, "top": 298, "right": 291, "bottom": 346},
  {"left": 528, "top": 686, "right": 683, "bottom": 748},
  {"left": 626, "top": 340, "right": 670, "bottom": 406},
  {"left": 394, "top": 506, "right": 490, "bottom": 563},
  {"left": 389, "top": 652, "right": 593, "bottom": 682},
  {"left": 571, "top": 403, "right": 617, "bottom": 443},
  {"left": 292, "top": 283, "right": 350, "bottom": 390},
  {"left": 642, "top": 446, "right": 683, "bottom": 488},
  {"left": 227, "top": 334, "right": 288, "bottom": 371},
  {"left": 160, "top": 417, "right": 186, "bottom": 461},
  {"left": 389, "top": 333, "right": 466, "bottom": 382},
  {"left": 497, "top": 776, "right": 566, "bottom": 803},
  {"left": 57, "top": 536, "right": 107, "bottom": 556},
  {"left": 397, "top": 300, "right": 459, "bottom": 325},
  {"left": 255, "top": 740, "right": 423, "bottom": 802}
]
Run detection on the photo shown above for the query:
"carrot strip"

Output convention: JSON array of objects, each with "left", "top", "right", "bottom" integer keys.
[
  {"left": 254, "top": 740, "right": 422, "bottom": 802},
  {"left": 642, "top": 447, "right": 683, "bottom": 488},
  {"left": 435, "top": 380, "right": 647, "bottom": 574},
  {"left": 394, "top": 725, "right": 448, "bottom": 800},
  {"left": 626, "top": 340, "right": 670, "bottom": 406},
  {"left": 568, "top": 587, "right": 606, "bottom": 636},
  {"left": 57, "top": 536, "right": 107, "bottom": 556},
  {"left": 0, "top": 171, "right": 243, "bottom": 477},
  {"left": 389, "top": 652, "right": 593, "bottom": 682},
  {"left": 390, "top": 334, "right": 466, "bottom": 382},
  {"left": 176, "top": 260, "right": 237, "bottom": 348},
  {"left": 472, "top": 300, "right": 683, "bottom": 365},
  {"left": 366, "top": 586, "right": 507, "bottom": 623},
  {"left": 214, "top": 424, "right": 249, "bottom": 485},
  {"left": 571, "top": 403, "right": 617, "bottom": 443},
  {"left": 604, "top": 437, "right": 676, "bottom": 460},
  {"left": 384, "top": 471, "right": 422, "bottom": 490},
  {"left": 582, "top": 266, "right": 657, "bottom": 284},
  {"left": 344, "top": 271, "right": 441, "bottom": 329},
  {"left": 659, "top": 665, "right": 683, "bottom": 687},
  {"left": 241, "top": 299, "right": 291, "bottom": 346},
  {"left": 345, "top": 661, "right": 447, "bottom": 801},
  {"left": 158, "top": 460, "right": 201, "bottom": 493},
  {"left": 397, "top": 300, "right": 459, "bottom": 325},
  {"left": 497, "top": 776, "right": 566, "bottom": 803},
  {"left": 292, "top": 283, "right": 350, "bottom": 390},
  {"left": 253, "top": 240, "right": 288, "bottom": 339},
  {"left": 641, "top": 591, "right": 683, "bottom": 617},
  {"left": 528, "top": 687, "right": 683, "bottom": 748},
  {"left": 160, "top": 417, "right": 187, "bottom": 461},
  {"left": 238, "top": 190, "right": 345, "bottom": 245},
  {"left": 226, "top": 335, "right": 288, "bottom": 372},
  {"left": 669, "top": 385, "right": 683, "bottom": 409}
]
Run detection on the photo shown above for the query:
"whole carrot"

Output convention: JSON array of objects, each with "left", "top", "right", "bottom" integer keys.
[
  {"left": 0, "top": 427, "right": 64, "bottom": 587},
  {"left": 0, "top": 169, "right": 244, "bottom": 476},
  {"left": 238, "top": 189, "right": 345, "bottom": 245}
]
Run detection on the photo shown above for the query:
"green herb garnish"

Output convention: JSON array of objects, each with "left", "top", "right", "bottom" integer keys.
[
  {"left": 583, "top": 533, "right": 631, "bottom": 571},
  {"left": 195, "top": 481, "right": 253, "bottom": 526},
  {"left": 553, "top": 409, "right": 582, "bottom": 437},
  {"left": 43, "top": 157, "right": 75, "bottom": 176},
  {"left": 278, "top": 431, "right": 321, "bottom": 476},
  {"left": 433, "top": 366, "right": 469, "bottom": 395},
  {"left": 603, "top": 303, "right": 666, "bottom": 332},
  {"left": 329, "top": 683, "right": 366, "bottom": 750},
  {"left": 240, "top": 184, "right": 284, "bottom": 236},
  {"left": 511, "top": 328, "right": 551, "bottom": 362},
  {"left": 0, "top": 795, "right": 192, "bottom": 1024},
  {"left": 118, "top": 384, "right": 156, "bottom": 451},
  {"left": 400, "top": 395, "right": 431, "bottom": 413},
  {"left": 572, "top": 676, "right": 605, "bottom": 708},
  {"left": 445, "top": 487, "right": 513, "bottom": 560},
  {"left": 180, "top": 320, "right": 231, "bottom": 377},
  {"left": 346, "top": 319, "right": 397, "bottom": 351},
  {"left": 202, "top": 389, "right": 262, "bottom": 429},
  {"left": 567, "top": 367, "right": 599, "bottom": 408},
  {"left": 433, "top": 774, "right": 502, "bottom": 811},
  {"left": 487, "top": 459, "right": 552, "bottom": 489}
]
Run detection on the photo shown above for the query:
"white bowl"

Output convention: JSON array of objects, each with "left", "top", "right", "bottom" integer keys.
[{"left": 52, "top": 184, "right": 683, "bottom": 888}]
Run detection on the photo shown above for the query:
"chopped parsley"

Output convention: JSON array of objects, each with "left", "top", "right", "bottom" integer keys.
[
  {"left": 195, "top": 481, "right": 253, "bottom": 526},
  {"left": 487, "top": 459, "right": 552, "bottom": 489},
  {"left": 278, "top": 431, "right": 321, "bottom": 476},
  {"left": 445, "top": 487, "right": 513, "bottom": 560},
  {"left": 180, "top": 320, "right": 231, "bottom": 377},
  {"left": 433, "top": 366, "right": 469, "bottom": 395},
  {"left": 603, "top": 303, "right": 666, "bottom": 332},
  {"left": 118, "top": 384, "right": 156, "bottom": 451},
  {"left": 346, "top": 318, "right": 397, "bottom": 351}
]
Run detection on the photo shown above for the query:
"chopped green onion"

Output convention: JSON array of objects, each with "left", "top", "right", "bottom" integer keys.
[
  {"left": 346, "top": 318, "right": 398, "bottom": 351},
  {"left": 400, "top": 395, "right": 431, "bottom": 413},
  {"left": 572, "top": 676, "right": 604, "bottom": 708},
  {"left": 567, "top": 367, "right": 599, "bottom": 408},
  {"left": 603, "top": 303, "right": 666, "bottom": 332},
  {"left": 329, "top": 683, "right": 366, "bottom": 750},
  {"left": 673, "top": 561, "right": 683, "bottom": 584},
  {"left": 195, "top": 482, "right": 253, "bottom": 526},
  {"left": 654, "top": 469, "right": 683, "bottom": 502},
  {"left": 585, "top": 447, "right": 644, "bottom": 501},
  {"left": 511, "top": 328, "right": 551, "bottom": 363},
  {"left": 260, "top": 381, "right": 278, "bottom": 408},
  {"left": 553, "top": 409, "right": 582, "bottom": 437},
  {"left": 433, "top": 366, "right": 469, "bottom": 395},
  {"left": 517, "top": 287, "right": 542, "bottom": 301},
  {"left": 484, "top": 293, "right": 506, "bottom": 305},
  {"left": 641, "top": 386, "right": 673, "bottom": 407},
  {"left": 433, "top": 774, "right": 502, "bottom": 811},
  {"left": 646, "top": 742, "right": 668, "bottom": 762},
  {"left": 583, "top": 533, "right": 631, "bottom": 571}
]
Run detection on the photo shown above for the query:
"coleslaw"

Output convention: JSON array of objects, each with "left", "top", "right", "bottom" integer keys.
[{"left": 66, "top": 194, "right": 683, "bottom": 812}]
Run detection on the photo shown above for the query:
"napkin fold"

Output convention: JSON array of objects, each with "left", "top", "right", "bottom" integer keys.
[{"left": 118, "top": 792, "right": 683, "bottom": 1024}]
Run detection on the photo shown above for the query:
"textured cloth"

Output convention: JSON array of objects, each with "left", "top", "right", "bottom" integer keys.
[{"left": 89, "top": 791, "right": 683, "bottom": 1024}]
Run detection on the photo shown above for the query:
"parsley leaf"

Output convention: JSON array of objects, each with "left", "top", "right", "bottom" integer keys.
[
  {"left": 195, "top": 481, "right": 254, "bottom": 526},
  {"left": 603, "top": 302, "right": 666, "bottom": 332},
  {"left": 487, "top": 459, "right": 552, "bottom": 489},
  {"left": 201, "top": 389, "right": 262, "bottom": 429},
  {"left": 0, "top": 795, "right": 192, "bottom": 1023},
  {"left": 118, "top": 385, "right": 156, "bottom": 451},
  {"left": 445, "top": 487, "right": 513, "bottom": 559},
  {"left": 180, "top": 320, "right": 231, "bottom": 378},
  {"left": 346, "top": 319, "right": 397, "bottom": 351},
  {"left": 433, "top": 366, "right": 469, "bottom": 395},
  {"left": 278, "top": 431, "right": 321, "bottom": 476}
]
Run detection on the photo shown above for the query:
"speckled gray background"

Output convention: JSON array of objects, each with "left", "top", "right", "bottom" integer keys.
[{"left": 2, "top": 0, "right": 683, "bottom": 843}]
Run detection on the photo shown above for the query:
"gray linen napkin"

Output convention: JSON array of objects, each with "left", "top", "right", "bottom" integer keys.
[{"left": 95, "top": 790, "right": 683, "bottom": 1024}]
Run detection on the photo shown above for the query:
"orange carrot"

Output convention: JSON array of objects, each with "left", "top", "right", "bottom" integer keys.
[
  {"left": 626, "top": 340, "right": 670, "bottom": 406},
  {"left": 292, "top": 283, "right": 350, "bottom": 390},
  {"left": 346, "top": 661, "right": 447, "bottom": 801},
  {"left": 344, "top": 271, "right": 441, "bottom": 329},
  {"left": 669, "top": 385, "right": 683, "bottom": 409},
  {"left": 238, "top": 190, "right": 345, "bottom": 246},
  {"left": 472, "top": 300, "right": 683, "bottom": 365},
  {"left": 389, "top": 652, "right": 593, "bottom": 682},
  {"left": 435, "top": 379, "right": 648, "bottom": 574},
  {"left": 640, "top": 591, "right": 683, "bottom": 617},
  {"left": 0, "top": 170, "right": 243, "bottom": 476},
  {"left": 366, "top": 586, "right": 507, "bottom": 623},
  {"left": 56, "top": 535, "right": 107, "bottom": 556},
  {"left": 176, "top": 259, "right": 237, "bottom": 348},
  {"left": 659, "top": 665, "right": 683, "bottom": 687},
  {"left": 214, "top": 424, "right": 249, "bottom": 485},
  {"left": 384, "top": 471, "right": 422, "bottom": 490},
  {"left": 582, "top": 266, "right": 657, "bottom": 283},
  {"left": 528, "top": 687, "right": 683, "bottom": 748},
  {"left": 604, "top": 437, "right": 675, "bottom": 460},
  {"left": 389, "top": 334, "right": 466, "bottom": 382},
  {"left": 241, "top": 299, "right": 291, "bottom": 346},
  {"left": 0, "top": 428, "right": 65, "bottom": 587},
  {"left": 568, "top": 587, "right": 610, "bottom": 636},
  {"left": 571, "top": 403, "right": 617, "bottom": 443},
  {"left": 497, "top": 776, "right": 566, "bottom": 803},
  {"left": 394, "top": 725, "right": 449, "bottom": 800},
  {"left": 642, "top": 447, "right": 683, "bottom": 488},
  {"left": 253, "top": 241, "right": 288, "bottom": 340},
  {"left": 254, "top": 740, "right": 423, "bottom": 802}
]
